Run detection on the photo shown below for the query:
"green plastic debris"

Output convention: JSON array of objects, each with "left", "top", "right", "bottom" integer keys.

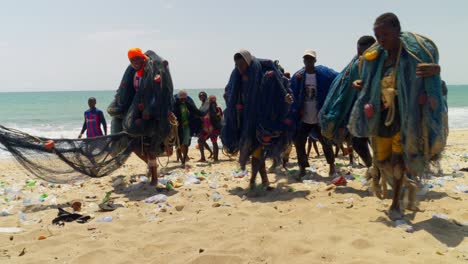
[
  {"left": 335, "top": 162, "right": 343, "bottom": 167},
  {"left": 101, "top": 191, "right": 112, "bottom": 204},
  {"left": 26, "top": 181, "right": 36, "bottom": 187},
  {"left": 40, "top": 193, "right": 48, "bottom": 199}
]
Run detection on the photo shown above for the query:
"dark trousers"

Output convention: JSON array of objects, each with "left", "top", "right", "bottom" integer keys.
[
  {"left": 351, "top": 137, "right": 372, "bottom": 167},
  {"left": 294, "top": 122, "right": 334, "bottom": 168}
]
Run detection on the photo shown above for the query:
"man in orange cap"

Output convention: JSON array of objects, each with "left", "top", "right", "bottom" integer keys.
[{"left": 108, "top": 47, "right": 176, "bottom": 186}]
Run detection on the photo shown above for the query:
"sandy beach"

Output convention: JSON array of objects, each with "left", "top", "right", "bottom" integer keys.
[{"left": 0, "top": 130, "right": 467, "bottom": 264}]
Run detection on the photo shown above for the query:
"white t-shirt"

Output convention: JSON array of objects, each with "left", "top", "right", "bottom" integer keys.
[{"left": 302, "top": 73, "right": 318, "bottom": 124}]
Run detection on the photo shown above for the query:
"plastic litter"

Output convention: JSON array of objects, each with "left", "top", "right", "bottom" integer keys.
[
  {"left": 0, "top": 227, "right": 24, "bottom": 233},
  {"left": 0, "top": 206, "right": 12, "bottom": 217},
  {"left": 144, "top": 194, "right": 168, "bottom": 204},
  {"left": 212, "top": 192, "right": 223, "bottom": 202},
  {"left": 96, "top": 216, "right": 113, "bottom": 222},
  {"left": 26, "top": 181, "right": 36, "bottom": 187},
  {"left": 315, "top": 203, "right": 325, "bottom": 209},
  {"left": 451, "top": 163, "right": 460, "bottom": 171},
  {"left": 303, "top": 180, "right": 320, "bottom": 185},
  {"left": 331, "top": 175, "right": 347, "bottom": 186},
  {"left": 395, "top": 219, "right": 414, "bottom": 233},
  {"left": 454, "top": 184, "right": 468, "bottom": 193},
  {"left": 185, "top": 175, "right": 201, "bottom": 185},
  {"left": 139, "top": 176, "right": 149, "bottom": 183},
  {"left": 432, "top": 213, "right": 449, "bottom": 220},
  {"left": 209, "top": 182, "right": 218, "bottom": 189},
  {"left": 232, "top": 170, "right": 248, "bottom": 178}
]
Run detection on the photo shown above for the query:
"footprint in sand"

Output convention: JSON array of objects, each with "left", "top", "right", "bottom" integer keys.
[{"left": 351, "top": 238, "right": 373, "bottom": 249}]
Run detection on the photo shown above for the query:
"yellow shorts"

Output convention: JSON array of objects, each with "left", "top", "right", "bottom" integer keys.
[
  {"left": 374, "top": 132, "right": 403, "bottom": 161},
  {"left": 252, "top": 146, "right": 263, "bottom": 159}
]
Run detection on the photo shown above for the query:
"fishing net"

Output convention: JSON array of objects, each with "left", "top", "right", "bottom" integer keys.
[
  {"left": 0, "top": 125, "right": 135, "bottom": 183},
  {"left": 0, "top": 50, "right": 176, "bottom": 183}
]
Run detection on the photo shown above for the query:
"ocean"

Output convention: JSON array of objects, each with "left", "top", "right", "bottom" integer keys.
[{"left": 0, "top": 86, "right": 466, "bottom": 156}]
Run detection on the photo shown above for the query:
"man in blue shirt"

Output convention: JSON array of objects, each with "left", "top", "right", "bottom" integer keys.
[{"left": 79, "top": 97, "right": 107, "bottom": 138}]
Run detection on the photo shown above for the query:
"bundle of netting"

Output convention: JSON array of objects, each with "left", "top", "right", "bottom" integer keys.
[
  {"left": 222, "top": 58, "right": 290, "bottom": 161},
  {"left": 0, "top": 50, "right": 175, "bottom": 183},
  {"left": 0, "top": 125, "right": 135, "bottom": 183}
]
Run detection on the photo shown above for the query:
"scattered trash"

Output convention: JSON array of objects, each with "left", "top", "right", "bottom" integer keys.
[
  {"left": 212, "top": 192, "right": 223, "bottom": 202},
  {"left": 185, "top": 175, "right": 201, "bottom": 185},
  {"left": 212, "top": 202, "right": 221, "bottom": 208},
  {"left": 52, "top": 208, "right": 90, "bottom": 225},
  {"left": 112, "top": 177, "right": 125, "bottom": 187},
  {"left": 303, "top": 180, "right": 320, "bottom": 185},
  {"left": 209, "top": 182, "right": 218, "bottom": 189},
  {"left": 175, "top": 205, "right": 184, "bottom": 211},
  {"left": 432, "top": 213, "right": 449, "bottom": 220},
  {"left": 451, "top": 163, "right": 460, "bottom": 171},
  {"left": 139, "top": 176, "right": 149, "bottom": 183},
  {"left": 0, "top": 206, "right": 12, "bottom": 217},
  {"left": 315, "top": 203, "right": 325, "bottom": 209},
  {"left": 18, "top": 247, "right": 26, "bottom": 257},
  {"left": 25, "top": 181, "right": 36, "bottom": 187},
  {"left": 37, "top": 235, "right": 47, "bottom": 240},
  {"left": 96, "top": 216, "right": 113, "bottom": 222},
  {"left": 144, "top": 194, "right": 168, "bottom": 204},
  {"left": 395, "top": 219, "right": 414, "bottom": 233},
  {"left": 232, "top": 170, "right": 248, "bottom": 178},
  {"left": 0, "top": 227, "right": 23, "bottom": 233},
  {"left": 331, "top": 176, "right": 347, "bottom": 186},
  {"left": 454, "top": 184, "right": 468, "bottom": 193}
]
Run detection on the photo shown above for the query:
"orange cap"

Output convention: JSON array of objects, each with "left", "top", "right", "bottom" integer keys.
[{"left": 128, "top": 48, "right": 147, "bottom": 60}]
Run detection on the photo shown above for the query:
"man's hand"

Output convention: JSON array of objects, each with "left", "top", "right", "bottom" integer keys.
[
  {"left": 285, "top": 94, "right": 294, "bottom": 105},
  {"left": 168, "top": 112, "right": 177, "bottom": 122},
  {"left": 352, "top": 80, "right": 363, "bottom": 91},
  {"left": 78, "top": 133, "right": 83, "bottom": 139},
  {"left": 416, "top": 63, "right": 440, "bottom": 77}
]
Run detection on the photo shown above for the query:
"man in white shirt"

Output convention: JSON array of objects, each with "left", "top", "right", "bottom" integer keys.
[{"left": 290, "top": 50, "right": 338, "bottom": 179}]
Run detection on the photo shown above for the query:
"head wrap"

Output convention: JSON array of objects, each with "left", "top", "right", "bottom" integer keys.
[
  {"left": 234, "top": 49, "right": 253, "bottom": 66},
  {"left": 128, "top": 48, "right": 147, "bottom": 60}
]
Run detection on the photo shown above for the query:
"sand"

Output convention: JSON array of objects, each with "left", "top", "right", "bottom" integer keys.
[{"left": 0, "top": 130, "right": 467, "bottom": 264}]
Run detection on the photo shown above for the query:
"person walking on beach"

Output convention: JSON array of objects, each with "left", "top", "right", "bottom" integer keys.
[
  {"left": 349, "top": 13, "right": 446, "bottom": 220},
  {"left": 174, "top": 90, "right": 206, "bottom": 167},
  {"left": 197, "top": 91, "right": 213, "bottom": 160},
  {"left": 198, "top": 95, "right": 223, "bottom": 162},
  {"left": 78, "top": 97, "right": 107, "bottom": 138},
  {"left": 222, "top": 49, "right": 293, "bottom": 190},
  {"left": 290, "top": 50, "right": 338, "bottom": 180},
  {"left": 107, "top": 47, "right": 176, "bottom": 186}
]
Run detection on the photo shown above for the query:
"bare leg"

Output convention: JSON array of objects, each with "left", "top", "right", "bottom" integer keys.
[
  {"left": 212, "top": 141, "right": 219, "bottom": 161},
  {"left": 389, "top": 164, "right": 404, "bottom": 220},
  {"left": 312, "top": 141, "right": 320, "bottom": 157},
  {"left": 250, "top": 157, "right": 260, "bottom": 189},
  {"left": 259, "top": 158, "right": 273, "bottom": 190},
  {"left": 198, "top": 138, "right": 206, "bottom": 162},
  {"left": 204, "top": 141, "right": 213, "bottom": 159},
  {"left": 306, "top": 138, "right": 312, "bottom": 157}
]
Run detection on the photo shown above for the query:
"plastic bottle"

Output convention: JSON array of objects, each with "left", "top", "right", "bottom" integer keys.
[
  {"left": 96, "top": 216, "right": 113, "bottom": 222},
  {"left": 144, "top": 194, "right": 168, "bottom": 204}
]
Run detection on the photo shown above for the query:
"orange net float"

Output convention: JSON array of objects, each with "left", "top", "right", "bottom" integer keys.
[{"left": 44, "top": 140, "right": 55, "bottom": 150}]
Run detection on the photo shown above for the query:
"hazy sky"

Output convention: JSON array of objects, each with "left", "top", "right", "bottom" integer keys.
[{"left": 0, "top": 0, "right": 467, "bottom": 92}]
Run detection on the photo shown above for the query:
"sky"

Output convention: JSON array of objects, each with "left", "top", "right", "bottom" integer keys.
[{"left": 0, "top": 0, "right": 467, "bottom": 92}]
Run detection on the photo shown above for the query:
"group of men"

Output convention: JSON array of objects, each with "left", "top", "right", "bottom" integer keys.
[{"left": 82, "top": 12, "right": 446, "bottom": 220}]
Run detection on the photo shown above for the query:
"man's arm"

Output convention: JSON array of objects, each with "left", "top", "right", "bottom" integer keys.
[{"left": 79, "top": 118, "right": 87, "bottom": 138}]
